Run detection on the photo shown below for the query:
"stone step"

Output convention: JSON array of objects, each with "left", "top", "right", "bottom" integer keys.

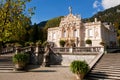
[
  {"left": 0, "top": 65, "right": 14, "bottom": 68},
  {"left": 96, "top": 60, "right": 120, "bottom": 62},
  {"left": 91, "top": 70, "right": 120, "bottom": 75},
  {"left": 94, "top": 65, "right": 120, "bottom": 68},
  {"left": 97, "top": 61, "right": 120, "bottom": 63},
  {"left": 93, "top": 66, "right": 120, "bottom": 70},
  {"left": 92, "top": 68, "right": 120, "bottom": 72},
  {"left": 85, "top": 53, "right": 120, "bottom": 79},
  {"left": 90, "top": 71, "right": 120, "bottom": 76},
  {"left": 95, "top": 62, "right": 120, "bottom": 65},
  {"left": 87, "top": 74, "right": 120, "bottom": 79},
  {"left": 0, "top": 65, "right": 14, "bottom": 72},
  {"left": 0, "top": 67, "right": 13, "bottom": 70},
  {"left": 0, "top": 54, "right": 14, "bottom": 72}
]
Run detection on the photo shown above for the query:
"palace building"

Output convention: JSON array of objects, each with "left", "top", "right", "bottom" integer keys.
[{"left": 47, "top": 7, "right": 117, "bottom": 47}]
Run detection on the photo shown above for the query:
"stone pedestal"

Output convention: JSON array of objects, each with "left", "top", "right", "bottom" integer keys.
[{"left": 69, "top": 47, "right": 73, "bottom": 53}]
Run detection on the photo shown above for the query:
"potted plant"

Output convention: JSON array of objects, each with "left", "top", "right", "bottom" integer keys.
[
  {"left": 85, "top": 39, "right": 92, "bottom": 46},
  {"left": 70, "top": 60, "right": 89, "bottom": 80},
  {"left": 12, "top": 53, "right": 29, "bottom": 70},
  {"left": 25, "top": 42, "right": 30, "bottom": 46},
  {"left": 15, "top": 43, "right": 22, "bottom": 48},
  {"left": 100, "top": 41, "right": 105, "bottom": 46},
  {"left": 36, "top": 40, "right": 42, "bottom": 46},
  {"left": 42, "top": 41, "right": 48, "bottom": 47},
  {"left": 59, "top": 40, "right": 66, "bottom": 47},
  {"left": 29, "top": 42, "right": 34, "bottom": 46}
]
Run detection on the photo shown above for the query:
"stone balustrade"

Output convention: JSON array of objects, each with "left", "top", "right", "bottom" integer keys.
[
  {"left": 0, "top": 47, "right": 14, "bottom": 54},
  {"left": 0, "top": 46, "right": 104, "bottom": 66},
  {"left": 53, "top": 47, "right": 69, "bottom": 53},
  {"left": 53, "top": 47, "right": 104, "bottom": 54},
  {"left": 15, "top": 46, "right": 36, "bottom": 54}
]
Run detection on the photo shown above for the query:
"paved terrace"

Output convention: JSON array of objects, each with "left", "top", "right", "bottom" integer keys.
[
  {"left": 0, "top": 53, "right": 77, "bottom": 80},
  {"left": 0, "top": 65, "right": 77, "bottom": 80}
]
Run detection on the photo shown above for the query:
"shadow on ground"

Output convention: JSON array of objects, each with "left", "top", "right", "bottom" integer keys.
[{"left": 28, "top": 69, "right": 56, "bottom": 72}]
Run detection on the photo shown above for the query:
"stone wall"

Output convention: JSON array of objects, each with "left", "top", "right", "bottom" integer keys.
[
  {"left": 61, "top": 54, "right": 97, "bottom": 66},
  {"left": 49, "top": 52, "right": 97, "bottom": 66}
]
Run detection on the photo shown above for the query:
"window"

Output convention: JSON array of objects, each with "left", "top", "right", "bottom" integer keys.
[
  {"left": 73, "top": 29, "right": 77, "bottom": 37},
  {"left": 88, "top": 29, "right": 93, "bottom": 37},
  {"left": 63, "top": 31, "right": 66, "bottom": 38},
  {"left": 53, "top": 33, "right": 56, "bottom": 40}
]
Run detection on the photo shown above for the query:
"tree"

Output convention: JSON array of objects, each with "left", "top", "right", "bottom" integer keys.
[
  {"left": 0, "top": 0, "right": 34, "bottom": 44},
  {"left": 29, "top": 23, "right": 39, "bottom": 42}
]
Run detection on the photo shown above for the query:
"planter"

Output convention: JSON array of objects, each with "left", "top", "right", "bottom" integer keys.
[
  {"left": 75, "top": 73, "right": 84, "bottom": 80},
  {"left": 86, "top": 39, "right": 92, "bottom": 47},
  {"left": 59, "top": 40, "right": 66, "bottom": 47},
  {"left": 13, "top": 53, "right": 29, "bottom": 71},
  {"left": 70, "top": 60, "right": 89, "bottom": 80},
  {"left": 15, "top": 63, "right": 25, "bottom": 70},
  {"left": 86, "top": 44, "right": 92, "bottom": 47}
]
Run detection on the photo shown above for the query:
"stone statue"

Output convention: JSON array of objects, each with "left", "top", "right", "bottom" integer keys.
[
  {"left": 69, "top": 6, "right": 72, "bottom": 14},
  {"left": 42, "top": 44, "right": 51, "bottom": 67}
]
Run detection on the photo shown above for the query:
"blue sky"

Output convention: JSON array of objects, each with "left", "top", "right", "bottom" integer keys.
[{"left": 26, "top": 0, "right": 120, "bottom": 24}]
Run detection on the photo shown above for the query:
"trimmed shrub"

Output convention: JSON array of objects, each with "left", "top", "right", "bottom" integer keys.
[
  {"left": 59, "top": 40, "right": 66, "bottom": 47},
  {"left": 13, "top": 53, "right": 29, "bottom": 64},
  {"left": 86, "top": 39, "right": 92, "bottom": 44},
  {"left": 42, "top": 41, "right": 48, "bottom": 47},
  {"left": 36, "top": 40, "right": 42, "bottom": 46},
  {"left": 70, "top": 60, "right": 89, "bottom": 74},
  {"left": 100, "top": 42, "right": 105, "bottom": 46}
]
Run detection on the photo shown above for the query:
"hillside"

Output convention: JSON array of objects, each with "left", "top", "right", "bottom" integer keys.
[
  {"left": 37, "top": 16, "right": 63, "bottom": 29},
  {"left": 84, "top": 5, "right": 120, "bottom": 28},
  {"left": 37, "top": 21, "right": 47, "bottom": 28}
]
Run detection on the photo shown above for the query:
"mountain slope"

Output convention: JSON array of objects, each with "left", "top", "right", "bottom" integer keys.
[{"left": 84, "top": 5, "right": 120, "bottom": 26}]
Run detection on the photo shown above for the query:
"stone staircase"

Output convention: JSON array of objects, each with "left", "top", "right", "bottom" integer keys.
[
  {"left": 0, "top": 54, "right": 14, "bottom": 72},
  {"left": 85, "top": 53, "right": 120, "bottom": 80}
]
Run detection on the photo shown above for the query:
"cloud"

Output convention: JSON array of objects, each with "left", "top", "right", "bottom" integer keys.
[
  {"left": 93, "top": 0, "right": 102, "bottom": 14},
  {"left": 92, "top": 11, "right": 97, "bottom": 15},
  {"left": 96, "top": 8, "right": 101, "bottom": 12},
  {"left": 102, "top": 0, "right": 120, "bottom": 9},
  {"left": 93, "top": 0, "right": 120, "bottom": 10},
  {"left": 93, "top": 0, "right": 101, "bottom": 8},
  {"left": 92, "top": 0, "right": 120, "bottom": 15}
]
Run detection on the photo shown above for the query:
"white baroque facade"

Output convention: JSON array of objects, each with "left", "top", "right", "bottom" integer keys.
[{"left": 47, "top": 9, "right": 117, "bottom": 47}]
